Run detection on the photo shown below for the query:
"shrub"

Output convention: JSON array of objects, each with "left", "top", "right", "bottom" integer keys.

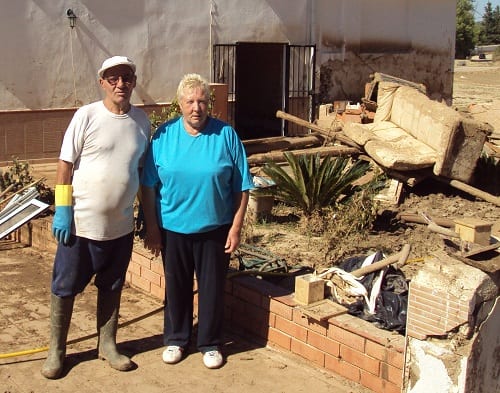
[{"left": 262, "top": 152, "right": 371, "bottom": 217}]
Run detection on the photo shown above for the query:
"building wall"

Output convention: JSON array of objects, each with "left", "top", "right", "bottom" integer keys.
[{"left": 1, "top": 0, "right": 456, "bottom": 112}]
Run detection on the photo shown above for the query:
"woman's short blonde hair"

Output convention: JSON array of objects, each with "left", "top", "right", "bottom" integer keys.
[{"left": 177, "top": 73, "right": 210, "bottom": 101}]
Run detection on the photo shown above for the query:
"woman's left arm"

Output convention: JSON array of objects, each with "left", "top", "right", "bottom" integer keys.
[{"left": 224, "top": 190, "right": 249, "bottom": 253}]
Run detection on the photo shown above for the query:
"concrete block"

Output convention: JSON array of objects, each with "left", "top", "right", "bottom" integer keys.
[
  {"left": 454, "top": 217, "right": 492, "bottom": 245},
  {"left": 294, "top": 274, "right": 325, "bottom": 305}
]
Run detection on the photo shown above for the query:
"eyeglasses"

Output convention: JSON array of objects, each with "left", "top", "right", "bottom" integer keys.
[{"left": 104, "top": 74, "right": 135, "bottom": 86}]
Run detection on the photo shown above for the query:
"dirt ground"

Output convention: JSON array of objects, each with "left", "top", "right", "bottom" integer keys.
[
  {"left": 1, "top": 61, "right": 499, "bottom": 393},
  {"left": 0, "top": 242, "right": 369, "bottom": 393}
]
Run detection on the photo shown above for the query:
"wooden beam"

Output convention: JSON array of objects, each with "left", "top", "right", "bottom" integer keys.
[
  {"left": 435, "top": 176, "right": 500, "bottom": 207},
  {"left": 247, "top": 146, "right": 359, "bottom": 166},
  {"left": 275, "top": 110, "right": 362, "bottom": 150}
]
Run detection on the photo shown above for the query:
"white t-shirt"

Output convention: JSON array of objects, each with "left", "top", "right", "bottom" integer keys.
[{"left": 59, "top": 101, "right": 150, "bottom": 241}]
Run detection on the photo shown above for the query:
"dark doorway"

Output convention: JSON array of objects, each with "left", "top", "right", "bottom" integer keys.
[{"left": 234, "top": 42, "right": 288, "bottom": 140}]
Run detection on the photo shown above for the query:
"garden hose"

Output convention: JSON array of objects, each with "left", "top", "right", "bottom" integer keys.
[
  {"left": 0, "top": 306, "right": 163, "bottom": 360},
  {"left": 1, "top": 252, "right": 424, "bottom": 360}
]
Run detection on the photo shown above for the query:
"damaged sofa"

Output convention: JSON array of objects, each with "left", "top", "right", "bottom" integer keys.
[{"left": 344, "top": 82, "right": 490, "bottom": 183}]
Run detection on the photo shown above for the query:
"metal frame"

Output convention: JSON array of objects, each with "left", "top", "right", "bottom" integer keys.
[
  {"left": 212, "top": 43, "right": 316, "bottom": 134},
  {"left": 0, "top": 189, "right": 49, "bottom": 239}
]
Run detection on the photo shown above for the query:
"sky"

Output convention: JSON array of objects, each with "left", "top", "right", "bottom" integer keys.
[{"left": 474, "top": 0, "right": 500, "bottom": 20}]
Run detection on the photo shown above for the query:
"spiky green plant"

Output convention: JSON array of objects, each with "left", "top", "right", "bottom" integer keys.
[{"left": 262, "top": 152, "right": 371, "bottom": 216}]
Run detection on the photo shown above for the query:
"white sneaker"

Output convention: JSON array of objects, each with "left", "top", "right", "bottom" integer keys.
[
  {"left": 162, "top": 346, "right": 183, "bottom": 364},
  {"left": 203, "top": 350, "right": 223, "bottom": 369}
]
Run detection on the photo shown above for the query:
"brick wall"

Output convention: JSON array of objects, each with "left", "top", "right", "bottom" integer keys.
[
  {"left": 123, "top": 246, "right": 408, "bottom": 392},
  {"left": 406, "top": 282, "right": 471, "bottom": 340},
  {"left": 26, "top": 220, "right": 404, "bottom": 393}
]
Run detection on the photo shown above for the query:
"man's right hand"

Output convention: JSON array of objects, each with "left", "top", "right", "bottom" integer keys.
[
  {"left": 52, "top": 206, "right": 73, "bottom": 244},
  {"left": 52, "top": 184, "right": 73, "bottom": 245}
]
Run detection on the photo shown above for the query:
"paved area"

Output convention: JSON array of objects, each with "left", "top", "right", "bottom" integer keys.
[{"left": 0, "top": 241, "right": 369, "bottom": 393}]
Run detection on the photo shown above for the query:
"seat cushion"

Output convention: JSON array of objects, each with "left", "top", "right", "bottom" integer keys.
[{"left": 364, "top": 132, "right": 437, "bottom": 170}]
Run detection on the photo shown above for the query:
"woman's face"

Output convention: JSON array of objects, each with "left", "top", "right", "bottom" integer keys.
[{"left": 179, "top": 87, "right": 209, "bottom": 132}]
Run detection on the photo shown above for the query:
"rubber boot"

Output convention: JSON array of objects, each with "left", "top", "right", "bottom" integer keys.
[
  {"left": 97, "top": 289, "right": 134, "bottom": 371},
  {"left": 41, "top": 294, "right": 74, "bottom": 379}
]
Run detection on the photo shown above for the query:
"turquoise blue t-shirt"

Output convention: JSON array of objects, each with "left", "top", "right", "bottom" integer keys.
[{"left": 141, "top": 116, "right": 254, "bottom": 234}]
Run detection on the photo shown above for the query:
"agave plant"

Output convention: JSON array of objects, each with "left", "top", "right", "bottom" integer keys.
[{"left": 262, "top": 152, "right": 371, "bottom": 217}]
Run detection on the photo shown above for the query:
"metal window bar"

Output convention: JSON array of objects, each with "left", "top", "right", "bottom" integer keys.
[
  {"left": 288, "top": 45, "right": 316, "bottom": 136},
  {"left": 212, "top": 44, "right": 315, "bottom": 135},
  {"left": 212, "top": 44, "right": 236, "bottom": 125}
]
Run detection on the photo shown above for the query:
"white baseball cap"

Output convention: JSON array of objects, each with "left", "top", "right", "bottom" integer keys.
[{"left": 98, "top": 56, "right": 136, "bottom": 77}]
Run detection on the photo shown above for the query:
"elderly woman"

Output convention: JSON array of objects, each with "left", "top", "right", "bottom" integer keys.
[{"left": 140, "top": 73, "right": 253, "bottom": 369}]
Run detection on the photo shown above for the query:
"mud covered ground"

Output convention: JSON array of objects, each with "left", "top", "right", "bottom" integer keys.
[{"left": 244, "top": 61, "right": 500, "bottom": 281}]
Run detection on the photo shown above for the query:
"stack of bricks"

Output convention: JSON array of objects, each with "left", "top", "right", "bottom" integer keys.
[{"left": 404, "top": 251, "right": 499, "bottom": 391}]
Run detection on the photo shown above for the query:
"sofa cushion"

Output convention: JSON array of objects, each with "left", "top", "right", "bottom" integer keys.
[
  {"left": 373, "top": 82, "right": 400, "bottom": 122},
  {"left": 344, "top": 121, "right": 437, "bottom": 170},
  {"left": 343, "top": 122, "right": 377, "bottom": 145},
  {"left": 390, "top": 86, "right": 461, "bottom": 155},
  {"left": 364, "top": 122, "right": 437, "bottom": 170}
]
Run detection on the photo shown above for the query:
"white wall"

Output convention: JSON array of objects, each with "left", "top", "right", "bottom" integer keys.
[{"left": 0, "top": 0, "right": 456, "bottom": 111}]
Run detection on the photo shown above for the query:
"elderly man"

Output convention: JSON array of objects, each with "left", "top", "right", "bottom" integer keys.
[{"left": 41, "top": 56, "right": 150, "bottom": 379}]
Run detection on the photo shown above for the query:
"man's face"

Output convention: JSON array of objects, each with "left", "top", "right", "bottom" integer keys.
[
  {"left": 99, "top": 65, "right": 136, "bottom": 104},
  {"left": 179, "top": 87, "right": 209, "bottom": 131}
]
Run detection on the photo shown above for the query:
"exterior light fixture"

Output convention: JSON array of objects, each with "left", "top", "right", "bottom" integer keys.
[{"left": 67, "top": 9, "right": 77, "bottom": 28}]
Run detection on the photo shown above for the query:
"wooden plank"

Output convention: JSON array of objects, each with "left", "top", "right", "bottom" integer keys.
[
  {"left": 299, "top": 299, "right": 348, "bottom": 321},
  {"left": 275, "top": 110, "right": 362, "bottom": 149},
  {"left": 247, "top": 145, "right": 359, "bottom": 166}
]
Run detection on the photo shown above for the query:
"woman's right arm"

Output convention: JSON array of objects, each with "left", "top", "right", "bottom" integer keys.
[{"left": 140, "top": 185, "right": 162, "bottom": 257}]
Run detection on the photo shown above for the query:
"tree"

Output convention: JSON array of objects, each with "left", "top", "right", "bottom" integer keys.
[
  {"left": 456, "top": 0, "right": 477, "bottom": 58},
  {"left": 478, "top": 1, "right": 500, "bottom": 44}
]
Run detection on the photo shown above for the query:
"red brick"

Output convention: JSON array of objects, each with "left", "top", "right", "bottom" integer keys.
[
  {"left": 365, "top": 340, "right": 404, "bottom": 368},
  {"left": 409, "top": 290, "right": 463, "bottom": 315},
  {"left": 231, "top": 303, "right": 269, "bottom": 339},
  {"left": 408, "top": 303, "right": 465, "bottom": 331},
  {"left": 290, "top": 338, "right": 325, "bottom": 367},
  {"left": 275, "top": 315, "right": 308, "bottom": 342},
  {"left": 132, "top": 252, "right": 152, "bottom": 269},
  {"left": 410, "top": 285, "right": 469, "bottom": 317},
  {"left": 269, "top": 298, "right": 293, "bottom": 320},
  {"left": 267, "top": 327, "right": 291, "bottom": 350},
  {"left": 380, "top": 362, "right": 403, "bottom": 386},
  {"left": 307, "top": 330, "right": 340, "bottom": 357},
  {"left": 405, "top": 326, "right": 428, "bottom": 340},
  {"left": 268, "top": 312, "right": 276, "bottom": 328},
  {"left": 141, "top": 268, "right": 161, "bottom": 287},
  {"left": 292, "top": 308, "right": 328, "bottom": 335},
  {"left": 340, "top": 345, "right": 380, "bottom": 375},
  {"left": 150, "top": 260, "right": 164, "bottom": 275},
  {"left": 150, "top": 282, "right": 165, "bottom": 301},
  {"left": 232, "top": 283, "right": 263, "bottom": 307},
  {"left": 407, "top": 312, "right": 449, "bottom": 336},
  {"left": 328, "top": 324, "right": 365, "bottom": 352},
  {"left": 127, "top": 261, "right": 141, "bottom": 276},
  {"left": 329, "top": 313, "right": 391, "bottom": 346},
  {"left": 131, "top": 274, "right": 150, "bottom": 293},
  {"left": 325, "top": 354, "right": 360, "bottom": 383},
  {"left": 360, "top": 370, "right": 400, "bottom": 393}
]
